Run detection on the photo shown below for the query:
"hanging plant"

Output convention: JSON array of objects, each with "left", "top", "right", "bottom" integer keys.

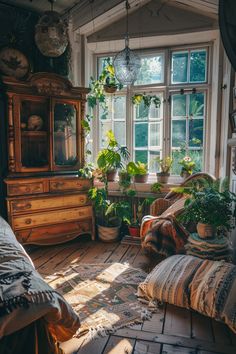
[{"left": 132, "top": 94, "right": 161, "bottom": 108}]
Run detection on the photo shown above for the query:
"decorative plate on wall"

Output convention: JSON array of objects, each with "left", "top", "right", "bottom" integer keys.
[{"left": 0, "top": 47, "right": 30, "bottom": 79}]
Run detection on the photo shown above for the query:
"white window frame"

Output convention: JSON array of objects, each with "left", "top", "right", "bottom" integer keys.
[{"left": 92, "top": 42, "right": 212, "bottom": 180}]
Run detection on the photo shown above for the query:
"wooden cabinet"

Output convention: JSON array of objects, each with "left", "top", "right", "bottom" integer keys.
[{"left": 3, "top": 73, "right": 95, "bottom": 245}]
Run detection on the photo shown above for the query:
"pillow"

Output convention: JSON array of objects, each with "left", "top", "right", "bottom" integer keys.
[
  {"left": 189, "top": 259, "right": 236, "bottom": 334},
  {"left": 137, "top": 255, "right": 204, "bottom": 308}
]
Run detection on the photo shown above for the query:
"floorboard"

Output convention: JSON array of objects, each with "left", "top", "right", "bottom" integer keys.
[{"left": 28, "top": 239, "right": 236, "bottom": 354}]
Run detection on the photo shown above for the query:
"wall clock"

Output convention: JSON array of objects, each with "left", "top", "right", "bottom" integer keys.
[{"left": 0, "top": 47, "right": 30, "bottom": 79}]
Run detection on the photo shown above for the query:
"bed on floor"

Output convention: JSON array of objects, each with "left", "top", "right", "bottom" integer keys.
[{"left": 0, "top": 216, "right": 80, "bottom": 354}]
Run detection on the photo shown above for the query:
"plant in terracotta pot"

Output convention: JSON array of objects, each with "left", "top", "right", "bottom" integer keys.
[
  {"left": 125, "top": 189, "right": 153, "bottom": 237},
  {"left": 178, "top": 156, "right": 196, "bottom": 179},
  {"left": 97, "top": 130, "right": 130, "bottom": 181},
  {"left": 176, "top": 178, "right": 236, "bottom": 238},
  {"left": 127, "top": 161, "right": 148, "bottom": 183},
  {"left": 153, "top": 156, "right": 173, "bottom": 183}
]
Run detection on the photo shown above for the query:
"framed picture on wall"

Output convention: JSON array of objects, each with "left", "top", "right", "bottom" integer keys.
[{"left": 230, "top": 109, "right": 236, "bottom": 132}]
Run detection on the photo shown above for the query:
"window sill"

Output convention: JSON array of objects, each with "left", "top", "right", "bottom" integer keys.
[{"left": 94, "top": 175, "right": 183, "bottom": 197}]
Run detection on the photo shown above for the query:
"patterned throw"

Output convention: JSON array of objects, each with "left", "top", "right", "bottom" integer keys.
[{"left": 47, "top": 263, "right": 149, "bottom": 338}]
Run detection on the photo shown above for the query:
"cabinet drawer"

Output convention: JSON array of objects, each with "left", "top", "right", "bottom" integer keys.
[
  {"left": 50, "top": 179, "right": 91, "bottom": 192},
  {"left": 7, "top": 182, "right": 44, "bottom": 196},
  {"left": 15, "top": 220, "right": 93, "bottom": 245},
  {"left": 10, "top": 194, "right": 89, "bottom": 214},
  {"left": 13, "top": 206, "right": 93, "bottom": 230}
]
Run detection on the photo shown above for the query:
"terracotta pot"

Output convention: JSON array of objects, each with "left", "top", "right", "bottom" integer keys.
[
  {"left": 128, "top": 225, "right": 140, "bottom": 237},
  {"left": 97, "top": 224, "right": 120, "bottom": 242},
  {"left": 156, "top": 172, "right": 170, "bottom": 183},
  {"left": 134, "top": 174, "right": 148, "bottom": 183},
  {"left": 197, "top": 222, "right": 214, "bottom": 238},
  {"left": 104, "top": 85, "right": 117, "bottom": 93},
  {"left": 107, "top": 169, "right": 117, "bottom": 182}
]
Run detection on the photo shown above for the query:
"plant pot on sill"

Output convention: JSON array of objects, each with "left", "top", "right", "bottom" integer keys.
[
  {"left": 107, "top": 169, "right": 117, "bottom": 182},
  {"left": 97, "top": 224, "right": 120, "bottom": 242},
  {"left": 104, "top": 85, "right": 117, "bottom": 94},
  {"left": 180, "top": 170, "right": 191, "bottom": 179},
  {"left": 128, "top": 225, "right": 140, "bottom": 237},
  {"left": 156, "top": 172, "right": 170, "bottom": 183},
  {"left": 197, "top": 222, "right": 215, "bottom": 238},
  {"left": 134, "top": 174, "right": 148, "bottom": 183}
]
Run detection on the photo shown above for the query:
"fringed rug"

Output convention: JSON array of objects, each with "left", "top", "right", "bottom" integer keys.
[{"left": 48, "top": 263, "right": 150, "bottom": 339}]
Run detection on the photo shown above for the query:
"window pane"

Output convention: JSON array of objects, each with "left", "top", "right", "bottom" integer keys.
[
  {"left": 189, "top": 93, "right": 204, "bottom": 117},
  {"left": 114, "top": 121, "right": 126, "bottom": 146},
  {"left": 172, "top": 120, "right": 186, "bottom": 147},
  {"left": 135, "top": 101, "right": 149, "bottom": 120},
  {"left": 189, "top": 149, "right": 203, "bottom": 172},
  {"left": 172, "top": 52, "right": 188, "bottom": 83},
  {"left": 172, "top": 95, "right": 187, "bottom": 117},
  {"left": 149, "top": 151, "right": 160, "bottom": 173},
  {"left": 114, "top": 96, "right": 126, "bottom": 120},
  {"left": 149, "top": 102, "right": 161, "bottom": 119},
  {"left": 149, "top": 123, "right": 160, "bottom": 147},
  {"left": 97, "top": 56, "right": 113, "bottom": 76},
  {"left": 135, "top": 54, "right": 164, "bottom": 85},
  {"left": 171, "top": 150, "right": 184, "bottom": 175},
  {"left": 189, "top": 119, "right": 204, "bottom": 146},
  {"left": 135, "top": 123, "right": 148, "bottom": 147},
  {"left": 135, "top": 150, "right": 148, "bottom": 164},
  {"left": 100, "top": 121, "right": 112, "bottom": 147},
  {"left": 190, "top": 50, "right": 207, "bottom": 82}
]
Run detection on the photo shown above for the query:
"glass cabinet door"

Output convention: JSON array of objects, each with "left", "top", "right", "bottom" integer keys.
[
  {"left": 20, "top": 98, "right": 49, "bottom": 169},
  {"left": 53, "top": 102, "right": 78, "bottom": 168}
]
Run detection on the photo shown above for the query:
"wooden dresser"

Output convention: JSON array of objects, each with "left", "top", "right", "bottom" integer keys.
[
  {"left": 5, "top": 176, "right": 95, "bottom": 245},
  {"left": 3, "top": 73, "right": 95, "bottom": 245}
]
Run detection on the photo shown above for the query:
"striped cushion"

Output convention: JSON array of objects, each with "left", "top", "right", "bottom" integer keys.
[
  {"left": 190, "top": 259, "right": 236, "bottom": 333},
  {"left": 137, "top": 255, "right": 203, "bottom": 308}
]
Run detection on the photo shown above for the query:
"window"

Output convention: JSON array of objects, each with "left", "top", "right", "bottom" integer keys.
[{"left": 94, "top": 45, "right": 209, "bottom": 177}]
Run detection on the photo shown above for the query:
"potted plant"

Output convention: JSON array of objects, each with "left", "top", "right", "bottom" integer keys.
[
  {"left": 127, "top": 161, "right": 148, "bottom": 183},
  {"left": 179, "top": 156, "right": 196, "bottom": 179},
  {"left": 118, "top": 168, "right": 132, "bottom": 191},
  {"left": 88, "top": 186, "right": 130, "bottom": 242},
  {"left": 154, "top": 156, "right": 173, "bottom": 183},
  {"left": 125, "top": 189, "right": 153, "bottom": 237},
  {"left": 175, "top": 178, "right": 236, "bottom": 238},
  {"left": 97, "top": 130, "right": 130, "bottom": 181},
  {"left": 102, "top": 58, "right": 123, "bottom": 93}
]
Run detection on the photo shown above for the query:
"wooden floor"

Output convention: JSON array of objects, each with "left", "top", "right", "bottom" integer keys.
[{"left": 27, "top": 236, "right": 236, "bottom": 354}]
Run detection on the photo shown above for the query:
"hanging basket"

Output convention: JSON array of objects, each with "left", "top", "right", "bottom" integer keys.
[{"left": 103, "top": 85, "right": 117, "bottom": 93}]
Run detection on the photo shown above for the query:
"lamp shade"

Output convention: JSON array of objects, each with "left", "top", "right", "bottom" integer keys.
[
  {"left": 113, "top": 46, "right": 141, "bottom": 85},
  {"left": 35, "top": 11, "right": 68, "bottom": 58}
]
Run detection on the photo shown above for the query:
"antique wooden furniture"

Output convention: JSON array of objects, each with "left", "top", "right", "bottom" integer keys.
[{"left": 3, "top": 73, "right": 95, "bottom": 245}]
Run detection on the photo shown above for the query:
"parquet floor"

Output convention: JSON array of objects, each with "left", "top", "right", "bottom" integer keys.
[{"left": 27, "top": 236, "right": 236, "bottom": 354}]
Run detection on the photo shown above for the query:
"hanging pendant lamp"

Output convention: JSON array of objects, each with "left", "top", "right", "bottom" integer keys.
[
  {"left": 35, "top": 0, "right": 68, "bottom": 58},
  {"left": 113, "top": 1, "right": 141, "bottom": 85}
]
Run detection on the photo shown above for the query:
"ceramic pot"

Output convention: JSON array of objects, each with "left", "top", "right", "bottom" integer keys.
[
  {"left": 197, "top": 222, "right": 214, "bottom": 238},
  {"left": 97, "top": 224, "right": 120, "bottom": 242},
  {"left": 128, "top": 225, "right": 140, "bottom": 237},
  {"left": 156, "top": 172, "right": 170, "bottom": 183},
  {"left": 134, "top": 174, "right": 148, "bottom": 183}
]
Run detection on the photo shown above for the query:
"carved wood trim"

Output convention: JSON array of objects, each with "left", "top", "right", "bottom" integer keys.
[{"left": 7, "top": 95, "right": 16, "bottom": 172}]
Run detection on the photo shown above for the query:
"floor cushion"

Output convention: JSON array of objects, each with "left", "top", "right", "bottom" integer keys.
[
  {"left": 189, "top": 258, "right": 236, "bottom": 333},
  {"left": 137, "top": 254, "right": 204, "bottom": 308},
  {"left": 138, "top": 254, "right": 236, "bottom": 334}
]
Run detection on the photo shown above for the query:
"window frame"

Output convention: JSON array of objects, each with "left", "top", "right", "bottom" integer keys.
[{"left": 92, "top": 43, "right": 212, "bottom": 179}]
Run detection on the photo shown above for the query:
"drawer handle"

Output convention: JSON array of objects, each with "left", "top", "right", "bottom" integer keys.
[
  {"left": 79, "top": 198, "right": 85, "bottom": 203},
  {"left": 25, "top": 187, "right": 31, "bottom": 192},
  {"left": 13, "top": 202, "right": 32, "bottom": 211},
  {"left": 25, "top": 218, "right": 32, "bottom": 225}
]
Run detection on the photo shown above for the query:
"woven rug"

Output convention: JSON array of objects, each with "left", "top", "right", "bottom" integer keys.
[{"left": 48, "top": 263, "right": 150, "bottom": 338}]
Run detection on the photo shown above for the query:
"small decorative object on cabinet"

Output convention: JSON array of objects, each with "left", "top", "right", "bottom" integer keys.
[{"left": 3, "top": 73, "right": 95, "bottom": 245}]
